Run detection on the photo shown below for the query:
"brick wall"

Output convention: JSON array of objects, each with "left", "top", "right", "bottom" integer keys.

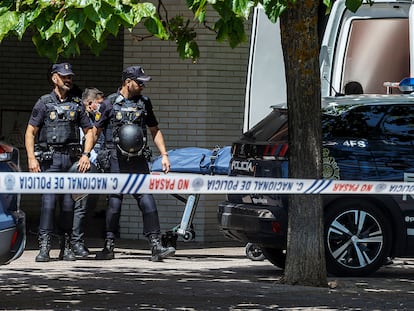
[{"left": 0, "top": 1, "right": 251, "bottom": 243}]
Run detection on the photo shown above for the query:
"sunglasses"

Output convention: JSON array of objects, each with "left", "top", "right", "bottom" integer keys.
[{"left": 133, "top": 79, "right": 145, "bottom": 87}]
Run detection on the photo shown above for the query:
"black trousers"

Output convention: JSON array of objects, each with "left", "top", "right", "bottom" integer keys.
[
  {"left": 105, "top": 148, "right": 160, "bottom": 240},
  {"left": 39, "top": 152, "right": 76, "bottom": 235}
]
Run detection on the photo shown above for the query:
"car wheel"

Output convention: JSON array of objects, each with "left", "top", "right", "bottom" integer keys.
[
  {"left": 245, "top": 243, "right": 265, "bottom": 261},
  {"left": 261, "top": 248, "right": 286, "bottom": 269},
  {"left": 324, "top": 200, "right": 392, "bottom": 277}
]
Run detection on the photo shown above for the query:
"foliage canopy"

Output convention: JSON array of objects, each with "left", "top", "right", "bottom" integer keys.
[{"left": 0, "top": 1, "right": 364, "bottom": 62}]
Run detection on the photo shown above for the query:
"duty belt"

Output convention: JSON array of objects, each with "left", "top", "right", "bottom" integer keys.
[
  {"left": 34, "top": 144, "right": 82, "bottom": 161},
  {"left": 49, "top": 144, "right": 81, "bottom": 153}
]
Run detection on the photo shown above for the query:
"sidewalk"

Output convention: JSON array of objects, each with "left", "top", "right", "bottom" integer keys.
[{"left": 2, "top": 235, "right": 414, "bottom": 310}]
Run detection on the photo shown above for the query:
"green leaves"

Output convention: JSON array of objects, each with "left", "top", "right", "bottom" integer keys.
[
  {"left": 0, "top": 11, "right": 19, "bottom": 41},
  {"left": 345, "top": 0, "right": 363, "bottom": 13},
  {"left": 44, "top": 18, "right": 64, "bottom": 40},
  {"left": 0, "top": 0, "right": 364, "bottom": 62},
  {"left": 168, "top": 15, "right": 199, "bottom": 60},
  {"left": 232, "top": 0, "right": 254, "bottom": 19},
  {"left": 261, "top": 0, "right": 287, "bottom": 23},
  {"left": 65, "top": 10, "right": 86, "bottom": 38},
  {"left": 0, "top": 0, "right": 165, "bottom": 62},
  {"left": 215, "top": 16, "right": 246, "bottom": 48}
]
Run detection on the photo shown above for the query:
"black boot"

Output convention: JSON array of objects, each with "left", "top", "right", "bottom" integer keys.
[
  {"left": 148, "top": 234, "right": 176, "bottom": 262},
  {"left": 59, "top": 233, "right": 76, "bottom": 261},
  {"left": 35, "top": 234, "right": 51, "bottom": 262},
  {"left": 95, "top": 238, "right": 115, "bottom": 260},
  {"left": 72, "top": 241, "right": 89, "bottom": 258}
]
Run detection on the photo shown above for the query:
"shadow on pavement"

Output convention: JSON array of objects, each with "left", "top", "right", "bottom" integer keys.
[{"left": 3, "top": 234, "right": 414, "bottom": 310}]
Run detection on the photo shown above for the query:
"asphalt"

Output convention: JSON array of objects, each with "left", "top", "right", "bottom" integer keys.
[{"left": 1, "top": 235, "right": 414, "bottom": 310}]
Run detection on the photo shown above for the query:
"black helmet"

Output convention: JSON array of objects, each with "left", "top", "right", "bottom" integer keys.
[
  {"left": 115, "top": 123, "right": 145, "bottom": 156},
  {"left": 68, "top": 161, "right": 99, "bottom": 173}
]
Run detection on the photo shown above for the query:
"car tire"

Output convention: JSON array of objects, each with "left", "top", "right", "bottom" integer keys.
[
  {"left": 324, "top": 199, "right": 392, "bottom": 277},
  {"left": 261, "top": 248, "right": 286, "bottom": 269},
  {"left": 245, "top": 243, "right": 266, "bottom": 261}
]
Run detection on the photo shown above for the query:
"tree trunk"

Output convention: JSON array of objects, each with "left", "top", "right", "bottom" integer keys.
[{"left": 279, "top": 0, "right": 327, "bottom": 286}]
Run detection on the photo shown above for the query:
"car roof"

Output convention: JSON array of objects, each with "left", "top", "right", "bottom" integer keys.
[
  {"left": 270, "top": 94, "right": 414, "bottom": 111},
  {"left": 321, "top": 94, "right": 414, "bottom": 116},
  {"left": 322, "top": 94, "right": 414, "bottom": 107}
]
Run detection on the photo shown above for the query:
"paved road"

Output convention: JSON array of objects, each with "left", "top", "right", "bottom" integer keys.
[{"left": 1, "top": 237, "right": 414, "bottom": 310}]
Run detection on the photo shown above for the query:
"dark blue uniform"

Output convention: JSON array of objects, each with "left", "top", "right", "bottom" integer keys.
[
  {"left": 95, "top": 92, "right": 161, "bottom": 239},
  {"left": 29, "top": 91, "right": 91, "bottom": 236}
]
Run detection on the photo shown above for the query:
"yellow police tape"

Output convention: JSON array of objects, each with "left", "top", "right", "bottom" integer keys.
[{"left": 1, "top": 172, "right": 414, "bottom": 195}]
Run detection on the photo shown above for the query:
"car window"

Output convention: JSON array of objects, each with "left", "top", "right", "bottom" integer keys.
[
  {"left": 241, "top": 109, "right": 288, "bottom": 142},
  {"left": 380, "top": 105, "right": 414, "bottom": 144},
  {"left": 323, "top": 104, "right": 388, "bottom": 139}
]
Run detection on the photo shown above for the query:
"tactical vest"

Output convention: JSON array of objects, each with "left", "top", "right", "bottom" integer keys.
[
  {"left": 38, "top": 95, "right": 82, "bottom": 146},
  {"left": 106, "top": 94, "right": 148, "bottom": 157}
]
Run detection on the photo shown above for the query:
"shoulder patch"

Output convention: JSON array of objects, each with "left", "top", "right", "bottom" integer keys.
[{"left": 32, "top": 108, "right": 38, "bottom": 118}]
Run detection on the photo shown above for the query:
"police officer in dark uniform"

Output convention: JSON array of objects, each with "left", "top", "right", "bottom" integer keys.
[
  {"left": 83, "top": 65, "right": 175, "bottom": 261},
  {"left": 25, "top": 63, "right": 93, "bottom": 262}
]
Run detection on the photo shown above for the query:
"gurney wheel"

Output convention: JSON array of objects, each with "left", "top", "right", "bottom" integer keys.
[
  {"left": 183, "top": 230, "right": 196, "bottom": 242},
  {"left": 245, "top": 243, "right": 265, "bottom": 261},
  {"left": 161, "top": 231, "right": 178, "bottom": 249}
]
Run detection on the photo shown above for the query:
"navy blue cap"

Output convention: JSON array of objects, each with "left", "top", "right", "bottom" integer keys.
[
  {"left": 122, "top": 66, "right": 151, "bottom": 82},
  {"left": 51, "top": 62, "right": 75, "bottom": 76}
]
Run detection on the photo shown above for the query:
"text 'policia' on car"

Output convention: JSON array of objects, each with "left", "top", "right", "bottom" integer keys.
[
  {"left": 218, "top": 91, "right": 414, "bottom": 277},
  {"left": 0, "top": 143, "right": 25, "bottom": 265}
]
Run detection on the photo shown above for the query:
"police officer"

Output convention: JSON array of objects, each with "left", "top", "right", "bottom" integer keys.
[
  {"left": 25, "top": 63, "right": 92, "bottom": 262},
  {"left": 71, "top": 87, "right": 104, "bottom": 257},
  {"left": 83, "top": 65, "right": 175, "bottom": 261}
]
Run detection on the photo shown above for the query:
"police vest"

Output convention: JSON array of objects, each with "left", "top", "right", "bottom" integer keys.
[
  {"left": 107, "top": 94, "right": 148, "bottom": 156},
  {"left": 38, "top": 95, "right": 82, "bottom": 146}
]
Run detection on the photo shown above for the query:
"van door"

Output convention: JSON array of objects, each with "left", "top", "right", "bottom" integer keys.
[
  {"left": 244, "top": 5, "right": 286, "bottom": 132},
  {"left": 321, "top": 0, "right": 412, "bottom": 96}
]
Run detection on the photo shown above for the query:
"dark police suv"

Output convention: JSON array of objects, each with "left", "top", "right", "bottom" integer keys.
[{"left": 218, "top": 94, "right": 414, "bottom": 276}]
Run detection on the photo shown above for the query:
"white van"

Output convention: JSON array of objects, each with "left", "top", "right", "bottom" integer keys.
[{"left": 245, "top": 0, "right": 412, "bottom": 131}]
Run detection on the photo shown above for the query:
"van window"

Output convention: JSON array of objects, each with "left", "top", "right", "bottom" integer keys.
[{"left": 342, "top": 18, "right": 409, "bottom": 94}]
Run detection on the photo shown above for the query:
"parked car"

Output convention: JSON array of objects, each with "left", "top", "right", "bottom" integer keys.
[
  {"left": 0, "top": 142, "right": 25, "bottom": 265},
  {"left": 218, "top": 94, "right": 414, "bottom": 276}
]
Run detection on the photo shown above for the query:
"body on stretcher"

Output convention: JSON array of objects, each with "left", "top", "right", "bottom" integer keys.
[{"left": 151, "top": 146, "right": 231, "bottom": 248}]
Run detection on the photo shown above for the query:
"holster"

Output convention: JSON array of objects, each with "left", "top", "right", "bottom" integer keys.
[
  {"left": 97, "top": 149, "right": 111, "bottom": 172},
  {"left": 34, "top": 144, "right": 53, "bottom": 162}
]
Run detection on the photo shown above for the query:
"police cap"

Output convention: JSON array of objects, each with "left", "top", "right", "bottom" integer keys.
[
  {"left": 51, "top": 63, "right": 75, "bottom": 76},
  {"left": 122, "top": 66, "right": 151, "bottom": 83}
]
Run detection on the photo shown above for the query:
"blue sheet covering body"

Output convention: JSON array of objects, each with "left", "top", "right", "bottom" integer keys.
[{"left": 151, "top": 146, "right": 231, "bottom": 175}]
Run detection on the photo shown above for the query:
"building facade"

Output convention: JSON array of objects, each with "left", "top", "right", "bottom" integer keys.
[{"left": 0, "top": 0, "right": 251, "bottom": 243}]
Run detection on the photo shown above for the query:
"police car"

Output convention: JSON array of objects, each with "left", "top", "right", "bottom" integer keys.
[
  {"left": 218, "top": 93, "right": 414, "bottom": 276},
  {"left": 0, "top": 143, "right": 25, "bottom": 265}
]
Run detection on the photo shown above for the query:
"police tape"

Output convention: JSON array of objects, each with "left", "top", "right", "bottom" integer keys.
[{"left": 1, "top": 172, "right": 414, "bottom": 195}]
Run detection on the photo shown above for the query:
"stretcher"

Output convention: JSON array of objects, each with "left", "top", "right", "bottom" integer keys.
[{"left": 151, "top": 146, "right": 231, "bottom": 248}]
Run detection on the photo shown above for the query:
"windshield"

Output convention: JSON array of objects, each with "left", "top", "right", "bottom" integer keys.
[{"left": 240, "top": 108, "right": 288, "bottom": 143}]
